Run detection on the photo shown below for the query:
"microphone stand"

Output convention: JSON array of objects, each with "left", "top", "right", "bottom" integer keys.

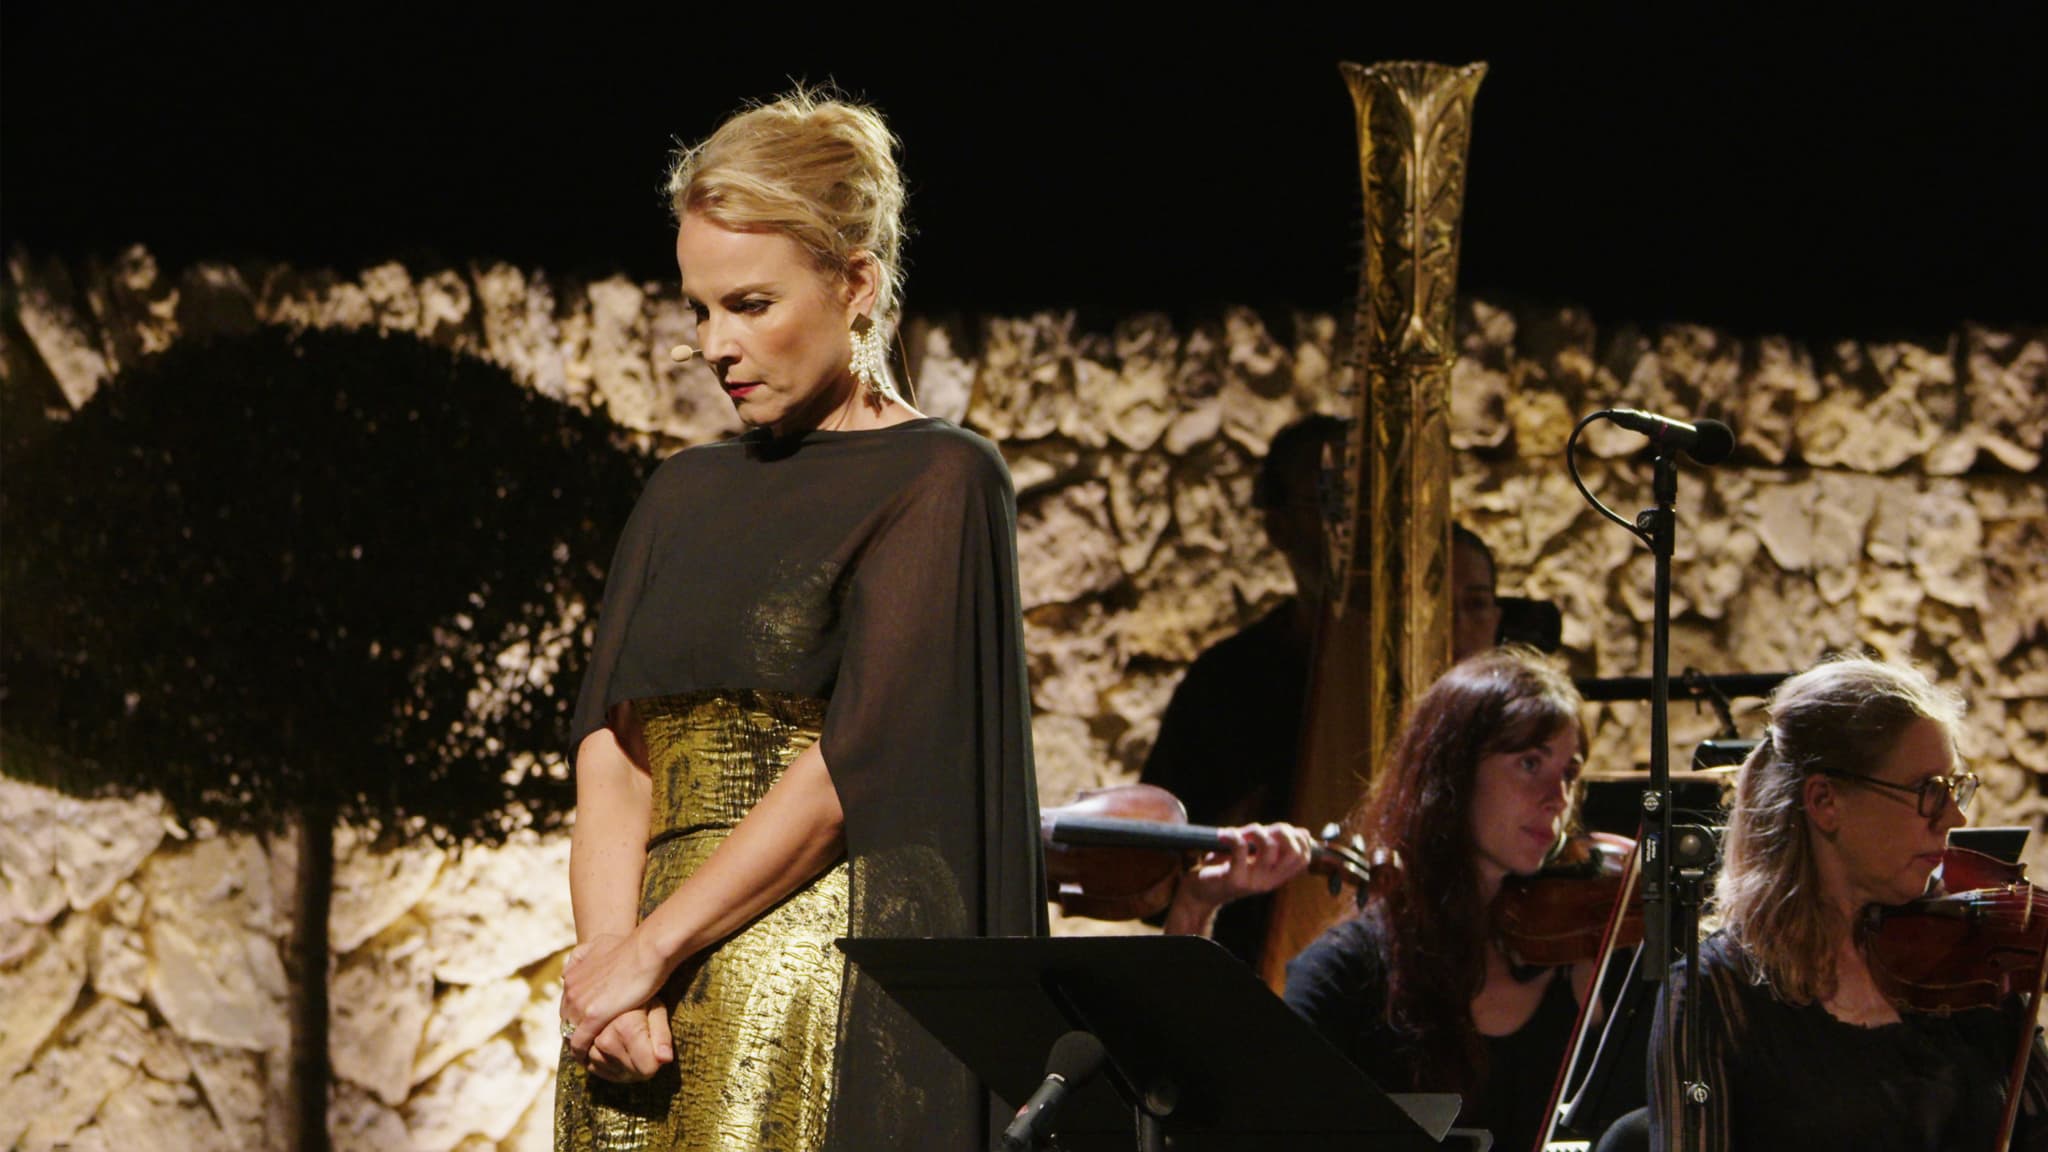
[
  {"left": 1642, "top": 447, "right": 1677, "bottom": 993},
  {"left": 1565, "top": 413, "right": 1714, "bottom": 1148},
  {"left": 1644, "top": 448, "right": 1717, "bottom": 1129}
]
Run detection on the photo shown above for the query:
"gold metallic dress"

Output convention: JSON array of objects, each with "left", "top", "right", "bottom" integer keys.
[{"left": 555, "top": 690, "right": 848, "bottom": 1152}]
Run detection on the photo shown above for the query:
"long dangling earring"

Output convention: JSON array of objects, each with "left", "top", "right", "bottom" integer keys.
[{"left": 850, "top": 314, "right": 890, "bottom": 401}]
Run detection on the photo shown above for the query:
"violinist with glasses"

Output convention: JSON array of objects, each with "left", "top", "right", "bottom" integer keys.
[{"left": 1649, "top": 654, "right": 2048, "bottom": 1151}]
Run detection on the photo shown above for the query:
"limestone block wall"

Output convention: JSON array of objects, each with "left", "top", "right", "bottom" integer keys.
[
  {"left": 0, "top": 769, "right": 574, "bottom": 1152},
  {"left": 0, "top": 775, "right": 289, "bottom": 1151},
  {"left": 3, "top": 248, "right": 2043, "bottom": 1149},
  {"left": 1444, "top": 305, "right": 2048, "bottom": 805}
]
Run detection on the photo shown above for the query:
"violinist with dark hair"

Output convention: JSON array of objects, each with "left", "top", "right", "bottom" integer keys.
[
  {"left": 1649, "top": 654, "right": 2048, "bottom": 1151},
  {"left": 1284, "top": 646, "right": 1600, "bottom": 1152}
]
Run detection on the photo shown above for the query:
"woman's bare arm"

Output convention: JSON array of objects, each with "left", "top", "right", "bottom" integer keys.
[
  {"left": 566, "top": 723, "right": 672, "bottom": 1080},
  {"left": 570, "top": 723, "right": 653, "bottom": 944}
]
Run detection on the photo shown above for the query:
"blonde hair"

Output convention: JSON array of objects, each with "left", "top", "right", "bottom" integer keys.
[
  {"left": 665, "top": 87, "right": 908, "bottom": 334},
  {"left": 1714, "top": 654, "right": 1963, "bottom": 1003}
]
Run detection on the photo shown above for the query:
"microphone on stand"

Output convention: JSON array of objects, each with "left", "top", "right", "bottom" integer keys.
[
  {"left": 1002, "top": 1030, "right": 1108, "bottom": 1151},
  {"left": 1603, "top": 409, "right": 1735, "bottom": 465}
]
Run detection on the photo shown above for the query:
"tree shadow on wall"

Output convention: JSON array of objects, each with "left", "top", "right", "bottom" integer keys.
[{"left": 1, "top": 326, "right": 652, "bottom": 1150}]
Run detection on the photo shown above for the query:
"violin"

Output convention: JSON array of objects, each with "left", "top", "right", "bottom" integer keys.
[
  {"left": 1495, "top": 831, "right": 1644, "bottom": 969},
  {"left": 1040, "top": 783, "right": 1386, "bottom": 922},
  {"left": 1860, "top": 844, "right": 2048, "bottom": 1149},
  {"left": 1519, "top": 830, "right": 1661, "bottom": 1152},
  {"left": 1861, "top": 845, "right": 2048, "bottom": 1013}
]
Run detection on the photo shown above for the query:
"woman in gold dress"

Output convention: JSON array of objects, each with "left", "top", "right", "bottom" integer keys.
[{"left": 554, "top": 89, "right": 1045, "bottom": 1152}]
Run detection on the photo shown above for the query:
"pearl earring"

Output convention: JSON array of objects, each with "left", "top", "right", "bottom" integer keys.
[{"left": 850, "top": 316, "right": 889, "bottom": 400}]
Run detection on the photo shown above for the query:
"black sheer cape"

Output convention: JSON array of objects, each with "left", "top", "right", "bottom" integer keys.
[{"left": 571, "top": 417, "right": 1047, "bottom": 1150}]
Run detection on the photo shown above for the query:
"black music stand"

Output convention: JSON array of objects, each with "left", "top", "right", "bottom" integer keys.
[{"left": 839, "top": 934, "right": 1474, "bottom": 1151}]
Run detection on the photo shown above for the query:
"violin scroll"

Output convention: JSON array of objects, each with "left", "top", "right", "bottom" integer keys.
[{"left": 1317, "top": 822, "right": 1397, "bottom": 907}]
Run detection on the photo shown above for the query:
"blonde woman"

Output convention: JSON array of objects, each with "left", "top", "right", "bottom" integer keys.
[
  {"left": 1650, "top": 655, "right": 2046, "bottom": 1151},
  {"left": 554, "top": 90, "right": 1044, "bottom": 1151}
]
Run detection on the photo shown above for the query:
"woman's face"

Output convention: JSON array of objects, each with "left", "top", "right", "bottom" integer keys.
[
  {"left": 1451, "top": 539, "right": 1501, "bottom": 662},
  {"left": 1825, "top": 717, "right": 1967, "bottom": 910},
  {"left": 1469, "top": 723, "right": 1581, "bottom": 894},
  {"left": 675, "top": 212, "right": 872, "bottom": 437}
]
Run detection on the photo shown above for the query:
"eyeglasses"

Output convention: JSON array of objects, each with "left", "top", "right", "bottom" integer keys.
[{"left": 1824, "top": 770, "right": 1979, "bottom": 819}]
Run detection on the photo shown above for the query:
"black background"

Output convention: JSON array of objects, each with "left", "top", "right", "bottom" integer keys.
[{"left": 5, "top": 6, "right": 2043, "bottom": 340}]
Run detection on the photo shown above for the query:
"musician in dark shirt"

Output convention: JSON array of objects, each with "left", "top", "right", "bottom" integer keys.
[
  {"left": 1285, "top": 647, "right": 1599, "bottom": 1152},
  {"left": 1649, "top": 655, "right": 2048, "bottom": 1152}
]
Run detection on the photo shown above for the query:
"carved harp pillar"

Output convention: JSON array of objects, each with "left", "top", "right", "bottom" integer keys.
[{"left": 1260, "top": 60, "right": 1486, "bottom": 989}]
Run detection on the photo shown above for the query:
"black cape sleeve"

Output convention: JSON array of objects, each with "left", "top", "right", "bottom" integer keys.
[
  {"left": 567, "top": 458, "right": 668, "bottom": 755},
  {"left": 813, "top": 428, "right": 1047, "bottom": 1151},
  {"left": 819, "top": 431, "right": 1046, "bottom": 939}
]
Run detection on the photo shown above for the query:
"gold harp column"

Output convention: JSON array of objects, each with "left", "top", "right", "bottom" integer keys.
[{"left": 1260, "top": 60, "right": 1486, "bottom": 989}]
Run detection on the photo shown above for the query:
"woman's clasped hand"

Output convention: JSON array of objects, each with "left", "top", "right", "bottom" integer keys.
[{"left": 561, "top": 931, "right": 674, "bottom": 1082}]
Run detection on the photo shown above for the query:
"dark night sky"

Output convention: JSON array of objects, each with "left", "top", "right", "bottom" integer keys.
[{"left": 5, "top": 6, "right": 2043, "bottom": 342}]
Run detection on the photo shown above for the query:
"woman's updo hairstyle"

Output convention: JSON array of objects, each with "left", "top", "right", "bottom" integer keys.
[{"left": 666, "top": 87, "right": 909, "bottom": 335}]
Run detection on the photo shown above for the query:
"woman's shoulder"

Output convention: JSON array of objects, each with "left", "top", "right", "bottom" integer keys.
[
  {"left": 1678, "top": 929, "right": 1768, "bottom": 1004},
  {"left": 1697, "top": 929, "right": 1756, "bottom": 976},
  {"left": 1284, "top": 913, "right": 1393, "bottom": 1027},
  {"left": 642, "top": 420, "right": 1012, "bottom": 498},
  {"left": 886, "top": 418, "right": 1011, "bottom": 488},
  {"left": 646, "top": 435, "right": 748, "bottom": 481},
  {"left": 605, "top": 439, "right": 734, "bottom": 517},
  {"left": 1288, "top": 914, "right": 1392, "bottom": 986}
]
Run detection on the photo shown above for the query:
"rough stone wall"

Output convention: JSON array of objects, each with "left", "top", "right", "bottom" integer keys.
[
  {"left": 0, "top": 774, "right": 289, "bottom": 1152},
  {"left": 4, "top": 249, "right": 2043, "bottom": 1148},
  {"left": 1445, "top": 303, "right": 2048, "bottom": 811},
  {"left": 320, "top": 825, "right": 570, "bottom": 1152}
]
